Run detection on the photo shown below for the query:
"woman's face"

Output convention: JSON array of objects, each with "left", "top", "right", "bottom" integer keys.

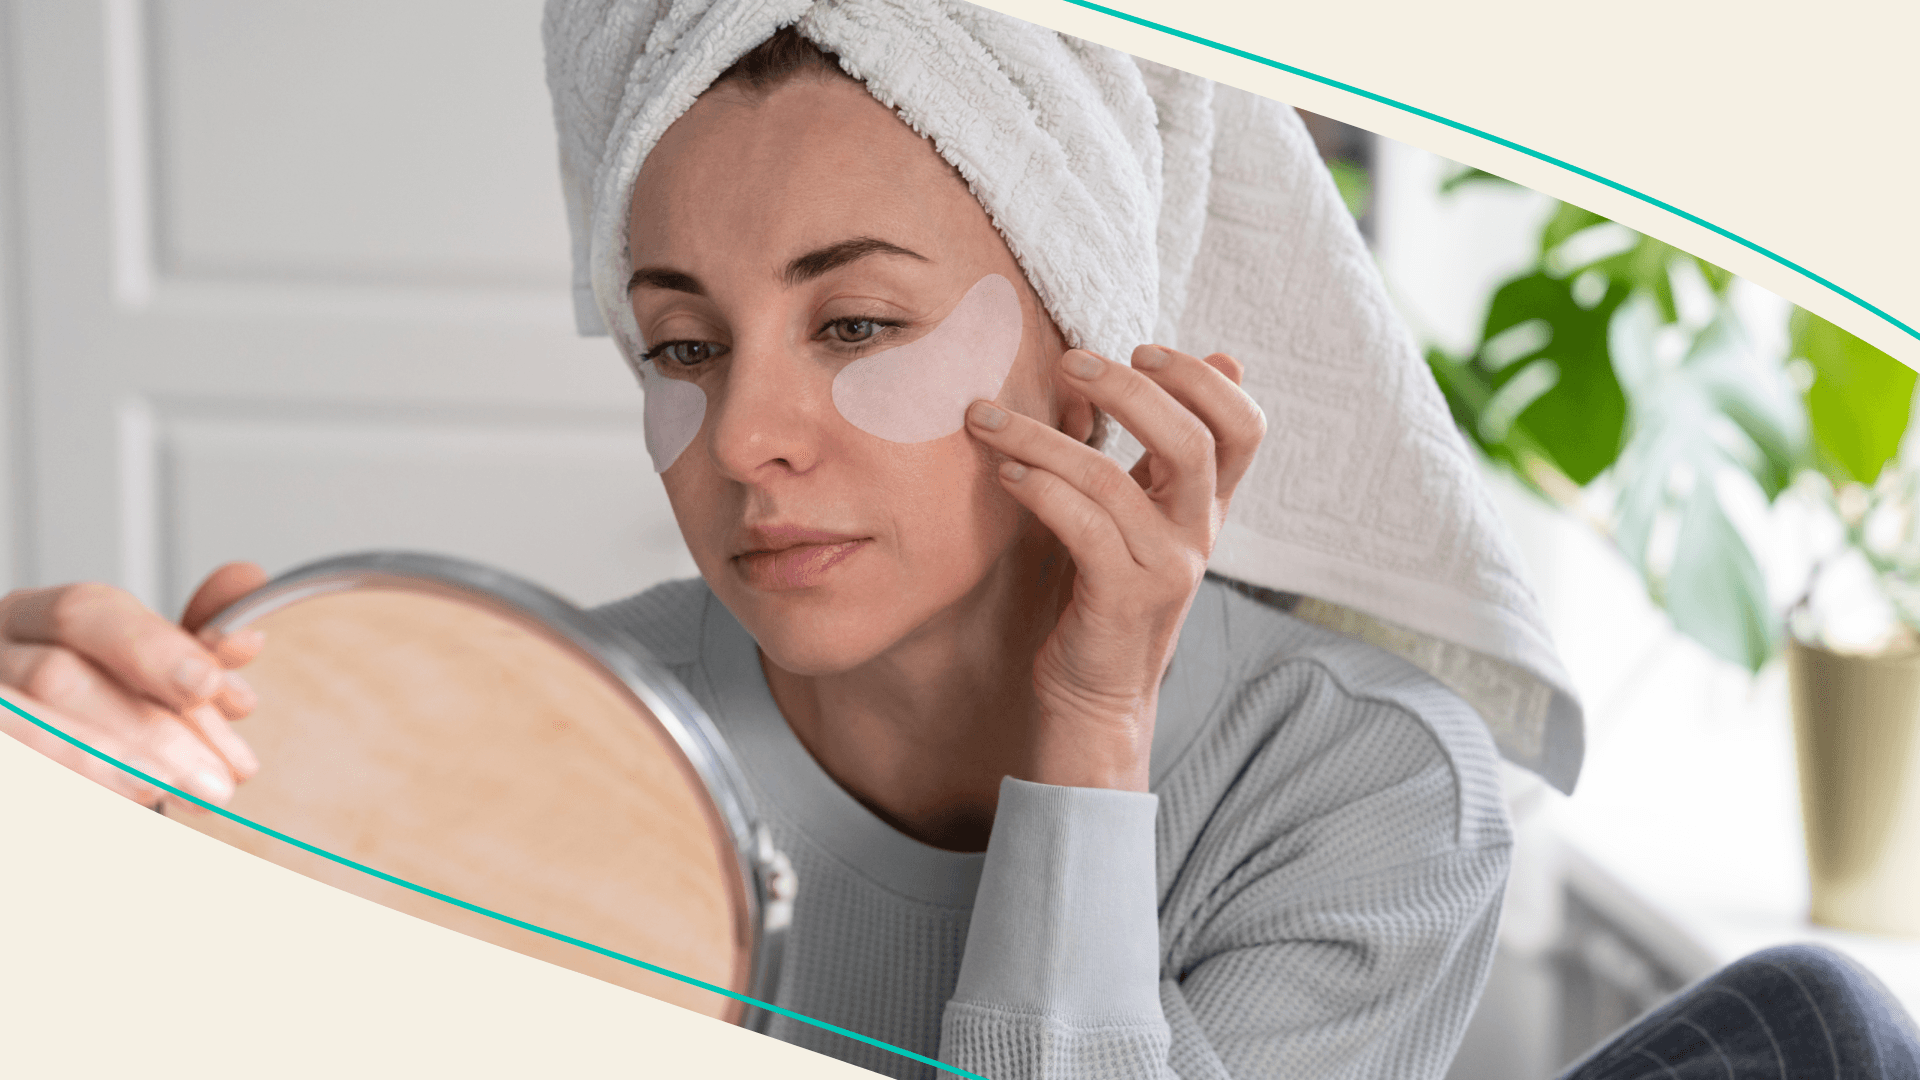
[{"left": 626, "top": 73, "right": 1084, "bottom": 676}]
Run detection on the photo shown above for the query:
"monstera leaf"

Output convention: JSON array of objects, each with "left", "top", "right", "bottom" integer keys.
[
  {"left": 1430, "top": 270, "right": 1631, "bottom": 487},
  {"left": 1541, "top": 203, "right": 1734, "bottom": 321},
  {"left": 1662, "top": 488, "right": 1776, "bottom": 670},
  {"left": 1426, "top": 184, "right": 1853, "bottom": 671},
  {"left": 1608, "top": 298, "right": 1803, "bottom": 670},
  {"left": 1793, "top": 310, "right": 1915, "bottom": 486}
]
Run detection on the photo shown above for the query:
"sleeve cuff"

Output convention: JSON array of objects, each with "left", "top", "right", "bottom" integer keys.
[{"left": 951, "top": 776, "right": 1163, "bottom": 1020}]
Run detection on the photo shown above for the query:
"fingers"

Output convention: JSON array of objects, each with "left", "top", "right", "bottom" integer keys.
[
  {"left": 1054, "top": 349, "right": 1218, "bottom": 528},
  {"left": 1123, "top": 346, "right": 1267, "bottom": 502},
  {"left": 0, "top": 567, "right": 270, "bottom": 813},
  {"left": 188, "top": 563, "right": 270, "bottom": 715},
  {"left": 1, "top": 688, "right": 182, "bottom": 809},
  {"left": 179, "top": 695, "right": 258, "bottom": 778},
  {"left": 203, "top": 628, "right": 266, "bottom": 674},
  {"left": 996, "top": 458, "right": 1147, "bottom": 576},
  {"left": 969, "top": 401, "right": 1170, "bottom": 572},
  {"left": 963, "top": 344, "right": 1266, "bottom": 574},
  {"left": 0, "top": 642, "right": 253, "bottom": 798},
  {"left": 3, "top": 581, "right": 233, "bottom": 716},
  {"left": 1198, "top": 350, "right": 1245, "bottom": 387},
  {"left": 182, "top": 561, "right": 269, "bottom": 634}
]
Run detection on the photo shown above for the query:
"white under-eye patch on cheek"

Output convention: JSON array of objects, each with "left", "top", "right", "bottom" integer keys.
[
  {"left": 831, "top": 273, "right": 1024, "bottom": 443},
  {"left": 638, "top": 361, "right": 707, "bottom": 473}
]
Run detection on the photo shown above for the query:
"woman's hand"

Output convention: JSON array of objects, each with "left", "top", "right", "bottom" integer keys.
[
  {"left": 965, "top": 345, "right": 1266, "bottom": 791},
  {"left": 0, "top": 562, "right": 270, "bottom": 810}
]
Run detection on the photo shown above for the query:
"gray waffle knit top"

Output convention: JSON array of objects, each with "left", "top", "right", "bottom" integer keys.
[{"left": 594, "top": 574, "right": 1513, "bottom": 1080}]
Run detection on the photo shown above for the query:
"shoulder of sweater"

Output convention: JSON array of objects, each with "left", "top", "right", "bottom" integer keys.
[
  {"left": 1193, "top": 575, "right": 1510, "bottom": 851},
  {"left": 588, "top": 576, "right": 713, "bottom": 667}
]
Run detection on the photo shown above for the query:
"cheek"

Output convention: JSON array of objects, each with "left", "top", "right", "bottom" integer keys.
[
  {"left": 657, "top": 459, "right": 730, "bottom": 574},
  {"left": 897, "top": 437, "right": 1027, "bottom": 564},
  {"left": 829, "top": 274, "right": 1023, "bottom": 443},
  {"left": 639, "top": 364, "right": 708, "bottom": 473}
]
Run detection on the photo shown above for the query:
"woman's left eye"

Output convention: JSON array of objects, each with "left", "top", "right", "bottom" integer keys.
[
  {"left": 644, "top": 339, "right": 728, "bottom": 367},
  {"left": 823, "top": 317, "right": 895, "bottom": 345}
]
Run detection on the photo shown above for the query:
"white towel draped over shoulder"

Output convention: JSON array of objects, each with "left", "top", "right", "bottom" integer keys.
[{"left": 542, "top": 0, "right": 1585, "bottom": 793}]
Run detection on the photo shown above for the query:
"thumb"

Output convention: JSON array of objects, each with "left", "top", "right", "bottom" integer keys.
[{"left": 180, "top": 561, "right": 269, "bottom": 635}]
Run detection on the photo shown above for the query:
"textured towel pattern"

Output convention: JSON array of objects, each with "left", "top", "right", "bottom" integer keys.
[{"left": 542, "top": 0, "right": 1583, "bottom": 791}]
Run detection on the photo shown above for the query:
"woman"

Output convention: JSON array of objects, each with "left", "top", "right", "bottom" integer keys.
[
  {"left": 1, "top": 11, "right": 1509, "bottom": 1078},
  {"left": 582, "top": 22, "right": 1512, "bottom": 1080},
  {"left": 2, "top": 4, "right": 1914, "bottom": 1080}
]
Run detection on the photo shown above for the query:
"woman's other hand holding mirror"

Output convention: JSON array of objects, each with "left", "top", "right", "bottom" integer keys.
[{"left": 0, "top": 562, "right": 270, "bottom": 811}]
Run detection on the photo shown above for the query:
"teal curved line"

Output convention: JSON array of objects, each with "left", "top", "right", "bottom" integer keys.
[
  {"left": 1067, "top": 0, "right": 1919, "bottom": 347},
  {"left": 2, "top": 697, "right": 990, "bottom": 1080}
]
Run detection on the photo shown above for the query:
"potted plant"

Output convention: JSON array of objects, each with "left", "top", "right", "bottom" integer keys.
[{"left": 1424, "top": 172, "right": 1920, "bottom": 937}]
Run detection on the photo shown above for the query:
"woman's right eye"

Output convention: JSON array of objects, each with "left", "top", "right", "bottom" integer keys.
[{"left": 644, "top": 340, "right": 729, "bottom": 367}]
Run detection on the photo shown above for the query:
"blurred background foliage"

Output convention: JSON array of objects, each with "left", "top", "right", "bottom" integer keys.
[{"left": 1426, "top": 169, "right": 1916, "bottom": 671}]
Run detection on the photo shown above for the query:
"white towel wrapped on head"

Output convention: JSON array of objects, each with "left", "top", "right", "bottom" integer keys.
[{"left": 544, "top": 0, "right": 1586, "bottom": 792}]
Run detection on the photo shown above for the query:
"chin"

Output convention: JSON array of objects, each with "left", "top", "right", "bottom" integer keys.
[{"left": 732, "top": 591, "right": 907, "bottom": 677}]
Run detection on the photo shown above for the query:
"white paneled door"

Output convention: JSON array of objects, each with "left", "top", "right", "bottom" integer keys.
[{"left": 4, "top": 0, "right": 697, "bottom": 614}]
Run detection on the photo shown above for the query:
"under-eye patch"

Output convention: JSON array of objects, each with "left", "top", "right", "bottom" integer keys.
[
  {"left": 639, "top": 361, "right": 707, "bottom": 473},
  {"left": 831, "top": 274, "right": 1024, "bottom": 443},
  {"left": 636, "top": 273, "right": 1024, "bottom": 471}
]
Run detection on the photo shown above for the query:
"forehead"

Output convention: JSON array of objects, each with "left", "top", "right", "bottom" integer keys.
[{"left": 627, "top": 76, "right": 980, "bottom": 264}]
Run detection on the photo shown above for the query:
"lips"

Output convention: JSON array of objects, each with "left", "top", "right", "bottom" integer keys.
[
  {"left": 736, "top": 525, "right": 866, "bottom": 555},
  {"left": 733, "top": 525, "right": 872, "bottom": 590}
]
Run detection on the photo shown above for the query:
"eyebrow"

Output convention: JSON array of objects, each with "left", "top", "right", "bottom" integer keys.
[
  {"left": 782, "top": 236, "right": 927, "bottom": 286},
  {"left": 627, "top": 267, "right": 705, "bottom": 295},
  {"left": 626, "top": 236, "right": 928, "bottom": 295}
]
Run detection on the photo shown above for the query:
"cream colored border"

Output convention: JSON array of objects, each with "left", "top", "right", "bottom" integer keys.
[
  {"left": 5, "top": 2, "right": 1915, "bottom": 1077},
  {"left": 0, "top": 734, "right": 874, "bottom": 1078}
]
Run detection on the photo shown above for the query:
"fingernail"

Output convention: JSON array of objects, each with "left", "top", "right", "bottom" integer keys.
[
  {"left": 1133, "top": 345, "right": 1171, "bottom": 371},
  {"left": 227, "top": 628, "right": 266, "bottom": 653},
  {"left": 969, "top": 401, "right": 1008, "bottom": 431},
  {"left": 223, "top": 671, "right": 257, "bottom": 712},
  {"left": 1064, "top": 350, "right": 1104, "bottom": 380},
  {"left": 1000, "top": 461, "right": 1029, "bottom": 482},
  {"left": 173, "top": 656, "right": 220, "bottom": 699},
  {"left": 189, "top": 768, "right": 234, "bottom": 805}
]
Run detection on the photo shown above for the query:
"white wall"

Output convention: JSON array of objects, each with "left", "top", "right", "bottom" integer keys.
[
  {"left": 3, "top": 0, "right": 698, "bottom": 614},
  {"left": 1, "top": 0, "right": 23, "bottom": 594}
]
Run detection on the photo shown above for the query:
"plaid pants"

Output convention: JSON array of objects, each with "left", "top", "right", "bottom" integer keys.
[{"left": 1560, "top": 945, "right": 1920, "bottom": 1080}]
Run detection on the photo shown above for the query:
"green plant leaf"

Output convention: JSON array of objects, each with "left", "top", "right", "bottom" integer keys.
[
  {"left": 1425, "top": 183, "right": 1804, "bottom": 671},
  {"left": 1687, "top": 313, "right": 1802, "bottom": 498},
  {"left": 1428, "top": 346, "right": 1529, "bottom": 473},
  {"left": 1608, "top": 427, "right": 1673, "bottom": 574},
  {"left": 1694, "top": 256, "right": 1735, "bottom": 295},
  {"left": 1588, "top": 236, "right": 1683, "bottom": 321},
  {"left": 1473, "top": 271, "right": 1630, "bottom": 484},
  {"left": 1663, "top": 480, "right": 1777, "bottom": 671},
  {"left": 1439, "top": 165, "right": 1515, "bottom": 194},
  {"left": 1327, "top": 159, "right": 1372, "bottom": 219},
  {"left": 1793, "top": 309, "right": 1915, "bottom": 486},
  {"left": 1427, "top": 348, "right": 1488, "bottom": 441},
  {"left": 1539, "top": 203, "right": 1611, "bottom": 258},
  {"left": 1608, "top": 298, "right": 1803, "bottom": 574}
]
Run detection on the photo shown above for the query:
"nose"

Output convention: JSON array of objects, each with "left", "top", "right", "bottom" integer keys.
[{"left": 704, "top": 335, "right": 833, "bottom": 482}]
